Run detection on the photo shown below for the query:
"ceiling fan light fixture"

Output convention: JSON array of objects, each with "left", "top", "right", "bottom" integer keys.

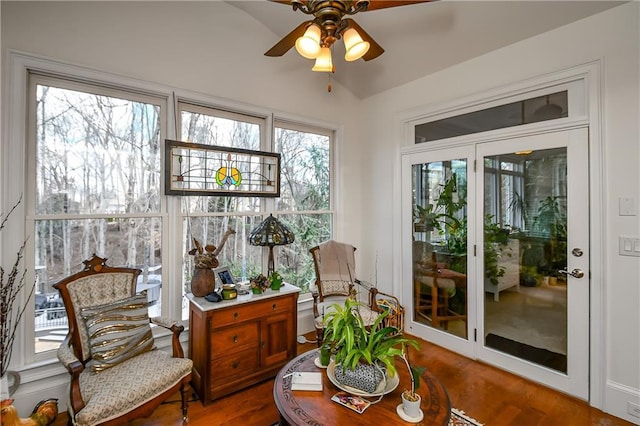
[
  {"left": 311, "top": 47, "right": 333, "bottom": 72},
  {"left": 343, "top": 27, "right": 370, "bottom": 61},
  {"left": 295, "top": 23, "right": 321, "bottom": 59}
]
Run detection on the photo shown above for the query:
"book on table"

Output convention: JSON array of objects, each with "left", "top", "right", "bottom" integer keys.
[{"left": 290, "top": 372, "right": 323, "bottom": 391}]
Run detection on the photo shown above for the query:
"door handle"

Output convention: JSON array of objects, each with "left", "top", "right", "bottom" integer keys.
[{"left": 558, "top": 268, "right": 584, "bottom": 279}]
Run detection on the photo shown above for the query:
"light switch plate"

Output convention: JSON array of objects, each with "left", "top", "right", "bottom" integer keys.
[
  {"left": 619, "top": 197, "right": 637, "bottom": 216},
  {"left": 619, "top": 236, "right": 640, "bottom": 257}
]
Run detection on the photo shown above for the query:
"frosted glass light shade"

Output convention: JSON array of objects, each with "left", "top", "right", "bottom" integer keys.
[
  {"left": 312, "top": 47, "right": 333, "bottom": 72},
  {"left": 343, "top": 28, "right": 370, "bottom": 61},
  {"left": 295, "top": 24, "right": 321, "bottom": 59}
]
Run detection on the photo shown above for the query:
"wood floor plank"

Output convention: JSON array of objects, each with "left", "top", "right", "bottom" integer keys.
[{"left": 51, "top": 333, "right": 633, "bottom": 425}]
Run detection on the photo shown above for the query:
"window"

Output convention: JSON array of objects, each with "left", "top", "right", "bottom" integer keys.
[
  {"left": 415, "top": 91, "right": 568, "bottom": 143},
  {"left": 177, "top": 102, "right": 266, "bottom": 319},
  {"left": 273, "top": 121, "right": 333, "bottom": 293},
  {"left": 24, "top": 68, "right": 334, "bottom": 358},
  {"left": 30, "top": 74, "right": 165, "bottom": 354},
  {"left": 177, "top": 105, "right": 334, "bottom": 318}
]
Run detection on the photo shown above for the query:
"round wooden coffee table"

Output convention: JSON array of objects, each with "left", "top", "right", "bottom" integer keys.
[{"left": 273, "top": 349, "right": 451, "bottom": 425}]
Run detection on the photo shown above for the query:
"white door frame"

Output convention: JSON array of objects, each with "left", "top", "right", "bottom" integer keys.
[{"left": 394, "top": 61, "right": 604, "bottom": 407}]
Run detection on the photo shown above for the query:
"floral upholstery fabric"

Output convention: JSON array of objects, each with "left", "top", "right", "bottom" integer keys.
[
  {"left": 57, "top": 340, "right": 79, "bottom": 367},
  {"left": 67, "top": 273, "right": 136, "bottom": 362},
  {"left": 314, "top": 297, "right": 378, "bottom": 329},
  {"left": 319, "top": 280, "right": 351, "bottom": 297},
  {"left": 74, "top": 350, "right": 192, "bottom": 426}
]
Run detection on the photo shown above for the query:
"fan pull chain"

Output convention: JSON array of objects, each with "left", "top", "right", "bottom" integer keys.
[{"left": 327, "top": 63, "right": 336, "bottom": 92}]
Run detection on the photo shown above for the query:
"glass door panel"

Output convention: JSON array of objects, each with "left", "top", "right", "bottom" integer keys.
[
  {"left": 412, "top": 159, "right": 468, "bottom": 339},
  {"left": 483, "top": 148, "right": 568, "bottom": 372},
  {"left": 477, "top": 128, "right": 589, "bottom": 400}
]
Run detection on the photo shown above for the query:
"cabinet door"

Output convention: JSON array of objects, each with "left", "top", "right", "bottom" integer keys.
[{"left": 261, "top": 312, "right": 293, "bottom": 367}]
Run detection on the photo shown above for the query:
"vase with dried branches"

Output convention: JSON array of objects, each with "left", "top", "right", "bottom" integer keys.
[{"left": 1, "top": 198, "right": 35, "bottom": 398}]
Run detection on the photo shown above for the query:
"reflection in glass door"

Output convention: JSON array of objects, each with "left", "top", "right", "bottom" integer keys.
[
  {"left": 483, "top": 148, "right": 569, "bottom": 372},
  {"left": 412, "top": 159, "right": 468, "bottom": 339},
  {"left": 477, "top": 128, "right": 589, "bottom": 400},
  {"left": 405, "top": 128, "right": 589, "bottom": 398}
]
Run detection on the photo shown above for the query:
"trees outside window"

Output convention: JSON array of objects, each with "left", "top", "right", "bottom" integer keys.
[
  {"left": 31, "top": 75, "right": 165, "bottom": 353},
  {"left": 27, "top": 75, "right": 334, "bottom": 356},
  {"left": 274, "top": 123, "right": 332, "bottom": 293},
  {"left": 177, "top": 107, "right": 333, "bottom": 318}
]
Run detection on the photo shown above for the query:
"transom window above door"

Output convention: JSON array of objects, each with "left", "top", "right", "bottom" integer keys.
[{"left": 415, "top": 91, "right": 568, "bottom": 143}]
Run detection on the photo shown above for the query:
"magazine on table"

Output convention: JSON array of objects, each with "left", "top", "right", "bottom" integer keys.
[{"left": 331, "top": 391, "right": 371, "bottom": 414}]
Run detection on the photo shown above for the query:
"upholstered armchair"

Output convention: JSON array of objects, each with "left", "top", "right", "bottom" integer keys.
[
  {"left": 53, "top": 255, "right": 192, "bottom": 426},
  {"left": 310, "top": 240, "right": 403, "bottom": 346}
]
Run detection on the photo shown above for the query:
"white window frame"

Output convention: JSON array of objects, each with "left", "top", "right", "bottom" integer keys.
[{"left": 4, "top": 52, "right": 337, "bottom": 371}]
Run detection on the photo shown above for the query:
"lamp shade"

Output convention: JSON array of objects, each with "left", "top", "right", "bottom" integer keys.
[
  {"left": 343, "top": 28, "right": 370, "bottom": 61},
  {"left": 248, "top": 214, "right": 295, "bottom": 247},
  {"left": 312, "top": 47, "right": 333, "bottom": 72},
  {"left": 295, "top": 24, "right": 322, "bottom": 59}
]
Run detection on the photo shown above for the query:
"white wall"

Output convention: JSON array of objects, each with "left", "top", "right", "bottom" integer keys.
[{"left": 360, "top": 2, "right": 639, "bottom": 423}]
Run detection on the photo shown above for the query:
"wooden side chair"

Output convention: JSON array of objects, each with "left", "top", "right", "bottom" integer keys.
[
  {"left": 310, "top": 240, "right": 403, "bottom": 346},
  {"left": 53, "top": 255, "right": 192, "bottom": 426},
  {"left": 413, "top": 241, "right": 467, "bottom": 336}
]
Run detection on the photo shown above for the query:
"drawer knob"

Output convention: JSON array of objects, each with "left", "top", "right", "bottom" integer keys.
[
  {"left": 233, "top": 335, "right": 238, "bottom": 343},
  {"left": 272, "top": 303, "right": 276, "bottom": 311},
  {"left": 232, "top": 361, "right": 239, "bottom": 369},
  {"left": 233, "top": 312, "right": 239, "bottom": 320}
]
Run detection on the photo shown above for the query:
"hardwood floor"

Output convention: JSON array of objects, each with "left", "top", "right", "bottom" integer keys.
[{"left": 52, "top": 332, "right": 633, "bottom": 426}]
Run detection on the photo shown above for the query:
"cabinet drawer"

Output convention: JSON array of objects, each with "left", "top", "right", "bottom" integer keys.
[
  {"left": 210, "top": 295, "right": 294, "bottom": 327},
  {"left": 211, "top": 322, "right": 259, "bottom": 356},
  {"left": 210, "top": 347, "right": 260, "bottom": 382}
]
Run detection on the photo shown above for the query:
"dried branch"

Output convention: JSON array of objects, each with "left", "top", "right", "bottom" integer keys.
[{"left": 1, "top": 197, "right": 36, "bottom": 377}]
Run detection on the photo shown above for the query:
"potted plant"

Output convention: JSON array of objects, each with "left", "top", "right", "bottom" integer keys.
[
  {"left": 269, "top": 270, "right": 283, "bottom": 290},
  {"left": 249, "top": 273, "right": 269, "bottom": 294},
  {"left": 413, "top": 203, "right": 445, "bottom": 233},
  {"left": 484, "top": 215, "right": 512, "bottom": 286},
  {"left": 532, "top": 196, "right": 567, "bottom": 284},
  {"left": 399, "top": 346, "right": 427, "bottom": 420},
  {"left": 322, "top": 298, "right": 419, "bottom": 394}
]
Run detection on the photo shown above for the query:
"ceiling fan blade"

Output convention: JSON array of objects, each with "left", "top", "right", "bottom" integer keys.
[
  {"left": 268, "top": 0, "right": 431, "bottom": 11},
  {"left": 269, "top": 0, "right": 299, "bottom": 5},
  {"left": 343, "top": 18, "right": 384, "bottom": 61},
  {"left": 362, "top": 0, "right": 433, "bottom": 11},
  {"left": 265, "top": 21, "right": 312, "bottom": 57}
]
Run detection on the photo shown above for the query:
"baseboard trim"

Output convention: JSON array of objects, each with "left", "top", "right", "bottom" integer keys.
[{"left": 605, "top": 379, "right": 640, "bottom": 425}]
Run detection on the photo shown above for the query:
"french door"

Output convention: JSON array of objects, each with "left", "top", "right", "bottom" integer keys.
[{"left": 402, "top": 127, "right": 590, "bottom": 399}]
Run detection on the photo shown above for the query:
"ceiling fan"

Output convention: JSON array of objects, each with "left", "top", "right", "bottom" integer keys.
[{"left": 265, "top": 0, "right": 432, "bottom": 72}]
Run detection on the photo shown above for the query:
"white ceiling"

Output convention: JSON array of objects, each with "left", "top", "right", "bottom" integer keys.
[{"left": 228, "top": 0, "right": 624, "bottom": 99}]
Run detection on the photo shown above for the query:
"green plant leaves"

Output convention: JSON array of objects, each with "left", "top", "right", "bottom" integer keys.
[{"left": 322, "top": 298, "right": 421, "bottom": 381}]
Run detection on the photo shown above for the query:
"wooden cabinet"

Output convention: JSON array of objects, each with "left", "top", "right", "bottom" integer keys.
[{"left": 187, "top": 284, "right": 300, "bottom": 404}]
